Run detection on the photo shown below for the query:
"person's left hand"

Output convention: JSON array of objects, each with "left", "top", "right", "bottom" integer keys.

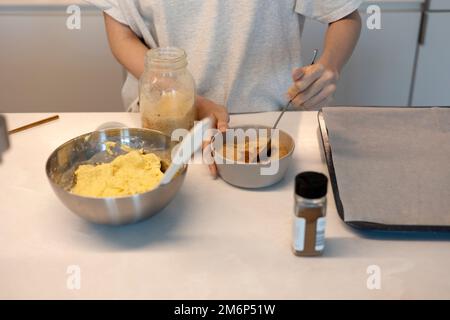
[
  {"left": 196, "top": 96, "right": 229, "bottom": 132},
  {"left": 287, "top": 63, "right": 339, "bottom": 110},
  {"left": 195, "top": 95, "right": 229, "bottom": 178}
]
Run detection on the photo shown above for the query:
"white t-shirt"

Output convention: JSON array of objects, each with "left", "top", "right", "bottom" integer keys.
[{"left": 86, "top": 0, "right": 361, "bottom": 113}]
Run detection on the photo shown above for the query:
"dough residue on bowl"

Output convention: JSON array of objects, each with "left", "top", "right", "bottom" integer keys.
[
  {"left": 71, "top": 149, "right": 164, "bottom": 198},
  {"left": 221, "top": 137, "right": 289, "bottom": 163}
]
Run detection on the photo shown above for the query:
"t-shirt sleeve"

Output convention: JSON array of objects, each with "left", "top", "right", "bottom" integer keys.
[
  {"left": 84, "top": 0, "right": 128, "bottom": 25},
  {"left": 295, "top": 0, "right": 362, "bottom": 23}
]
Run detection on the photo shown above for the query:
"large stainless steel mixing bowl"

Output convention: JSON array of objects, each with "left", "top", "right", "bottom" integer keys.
[{"left": 46, "top": 128, "right": 186, "bottom": 225}]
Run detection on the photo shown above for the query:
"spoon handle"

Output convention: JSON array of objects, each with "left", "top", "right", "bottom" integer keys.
[
  {"left": 159, "top": 117, "right": 213, "bottom": 185},
  {"left": 272, "top": 49, "right": 319, "bottom": 130},
  {"left": 255, "top": 49, "right": 319, "bottom": 163}
]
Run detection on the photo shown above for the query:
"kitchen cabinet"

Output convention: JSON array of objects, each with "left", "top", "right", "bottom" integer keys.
[
  {"left": 411, "top": 1, "right": 450, "bottom": 106},
  {"left": 0, "top": 5, "right": 124, "bottom": 113},
  {"left": 428, "top": 0, "right": 450, "bottom": 10},
  {"left": 301, "top": 1, "right": 422, "bottom": 106}
]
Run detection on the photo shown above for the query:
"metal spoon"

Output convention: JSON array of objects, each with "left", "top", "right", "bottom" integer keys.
[{"left": 256, "top": 49, "right": 319, "bottom": 163}]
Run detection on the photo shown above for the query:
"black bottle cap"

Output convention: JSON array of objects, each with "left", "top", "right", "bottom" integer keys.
[{"left": 295, "top": 172, "right": 328, "bottom": 199}]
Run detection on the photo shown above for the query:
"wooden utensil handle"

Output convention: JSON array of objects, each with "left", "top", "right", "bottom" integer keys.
[{"left": 8, "top": 115, "right": 60, "bottom": 135}]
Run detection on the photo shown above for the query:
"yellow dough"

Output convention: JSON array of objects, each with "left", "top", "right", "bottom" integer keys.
[{"left": 71, "top": 150, "right": 164, "bottom": 198}]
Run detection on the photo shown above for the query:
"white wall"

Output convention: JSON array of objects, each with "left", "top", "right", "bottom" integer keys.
[
  {"left": 0, "top": 6, "right": 125, "bottom": 113},
  {"left": 301, "top": 1, "right": 423, "bottom": 107}
]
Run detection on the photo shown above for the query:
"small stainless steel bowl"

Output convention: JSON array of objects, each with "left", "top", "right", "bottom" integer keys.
[
  {"left": 46, "top": 128, "right": 186, "bottom": 226},
  {"left": 212, "top": 125, "right": 295, "bottom": 189}
]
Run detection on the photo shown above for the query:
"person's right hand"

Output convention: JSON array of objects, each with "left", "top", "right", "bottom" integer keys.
[
  {"left": 287, "top": 63, "right": 338, "bottom": 110},
  {"left": 195, "top": 96, "right": 229, "bottom": 177}
]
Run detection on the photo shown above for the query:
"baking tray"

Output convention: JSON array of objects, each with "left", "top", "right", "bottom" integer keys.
[{"left": 318, "top": 108, "right": 450, "bottom": 232}]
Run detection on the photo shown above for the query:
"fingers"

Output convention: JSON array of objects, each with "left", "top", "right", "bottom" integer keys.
[
  {"left": 302, "top": 92, "right": 334, "bottom": 111},
  {"left": 292, "top": 64, "right": 325, "bottom": 93},
  {"left": 215, "top": 108, "right": 229, "bottom": 132},
  {"left": 291, "top": 81, "right": 337, "bottom": 109},
  {"left": 292, "top": 67, "right": 304, "bottom": 81},
  {"left": 288, "top": 65, "right": 338, "bottom": 109},
  {"left": 195, "top": 96, "right": 228, "bottom": 178},
  {"left": 288, "top": 77, "right": 324, "bottom": 106},
  {"left": 209, "top": 163, "right": 218, "bottom": 178},
  {"left": 202, "top": 135, "right": 219, "bottom": 179},
  {"left": 209, "top": 112, "right": 228, "bottom": 133},
  {"left": 303, "top": 84, "right": 336, "bottom": 108},
  {"left": 196, "top": 96, "right": 229, "bottom": 132},
  {"left": 308, "top": 96, "right": 332, "bottom": 111}
]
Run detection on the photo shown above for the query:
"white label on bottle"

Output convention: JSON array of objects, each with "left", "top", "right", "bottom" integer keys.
[
  {"left": 315, "top": 217, "right": 326, "bottom": 251},
  {"left": 293, "top": 217, "right": 306, "bottom": 252}
]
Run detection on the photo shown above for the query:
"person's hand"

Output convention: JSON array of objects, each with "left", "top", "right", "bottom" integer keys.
[
  {"left": 287, "top": 63, "right": 339, "bottom": 110},
  {"left": 196, "top": 96, "right": 229, "bottom": 132},
  {"left": 196, "top": 96, "right": 229, "bottom": 177}
]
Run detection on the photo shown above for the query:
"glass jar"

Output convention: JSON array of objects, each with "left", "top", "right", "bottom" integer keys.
[
  {"left": 139, "top": 47, "right": 196, "bottom": 137},
  {"left": 293, "top": 172, "right": 328, "bottom": 257}
]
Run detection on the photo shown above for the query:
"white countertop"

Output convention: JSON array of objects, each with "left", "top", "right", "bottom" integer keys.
[{"left": 0, "top": 111, "right": 449, "bottom": 300}]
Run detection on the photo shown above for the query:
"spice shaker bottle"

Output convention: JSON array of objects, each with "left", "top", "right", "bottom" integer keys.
[
  {"left": 139, "top": 47, "right": 196, "bottom": 137},
  {"left": 293, "top": 172, "right": 328, "bottom": 256}
]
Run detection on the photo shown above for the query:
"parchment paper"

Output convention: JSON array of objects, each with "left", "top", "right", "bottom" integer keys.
[{"left": 323, "top": 107, "right": 450, "bottom": 226}]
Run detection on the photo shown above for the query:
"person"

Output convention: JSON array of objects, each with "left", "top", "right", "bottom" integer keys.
[{"left": 87, "top": 0, "right": 362, "bottom": 174}]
